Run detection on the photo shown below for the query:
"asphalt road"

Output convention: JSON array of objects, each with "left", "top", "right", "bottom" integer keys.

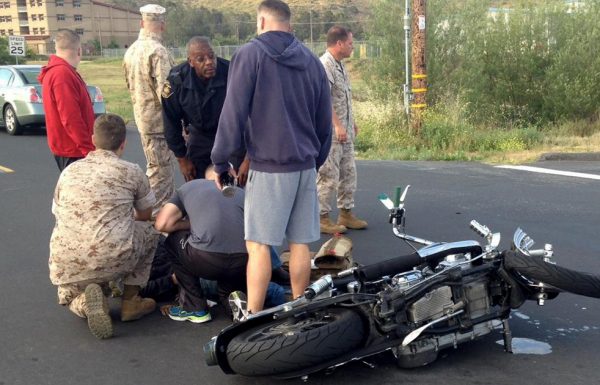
[{"left": 1, "top": 126, "right": 599, "bottom": 385}]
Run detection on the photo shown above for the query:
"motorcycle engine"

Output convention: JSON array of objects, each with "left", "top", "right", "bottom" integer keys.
[
  {"left": 389, "top": 253, "right": 497, "bottom": 368},
  {"left": 392, "top": 253, "right": 470, "bottom": 324}
]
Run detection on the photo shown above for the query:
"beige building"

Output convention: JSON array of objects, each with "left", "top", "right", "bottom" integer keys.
[{"left": 0, "top": 0, "right": 141, "bottom": 54}]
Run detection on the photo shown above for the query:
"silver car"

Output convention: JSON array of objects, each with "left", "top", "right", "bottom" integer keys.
[{"left": 0, "top": 65, "right": 106, "bottom": 135}]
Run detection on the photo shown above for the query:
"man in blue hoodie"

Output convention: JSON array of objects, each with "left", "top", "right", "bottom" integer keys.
[{"left": 211, "top": 0, "right": 332, "bottom": 317}]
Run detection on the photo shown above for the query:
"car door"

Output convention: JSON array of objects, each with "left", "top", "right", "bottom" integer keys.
[{"left": 0, "top": 68, "right": 15, "bottom": 123}]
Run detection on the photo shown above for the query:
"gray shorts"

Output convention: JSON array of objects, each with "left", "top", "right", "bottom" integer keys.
[{"left": 244, "top": 169, "right": 319, "bottom": 246}]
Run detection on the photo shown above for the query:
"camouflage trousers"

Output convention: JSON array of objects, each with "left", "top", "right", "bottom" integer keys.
[
  {"left": 317, "top": 141, "right": 357, "bottom": 215},
  {"left": 56, "top": 222, "right": 160, "bottom": 317},
  {"left": 140, "top": 133, "right": 175, "bottom": 217}
]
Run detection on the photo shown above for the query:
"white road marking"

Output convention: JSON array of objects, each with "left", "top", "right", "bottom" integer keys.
[{"left": 496, "top": 165, "right": 600, "bottom": 180}]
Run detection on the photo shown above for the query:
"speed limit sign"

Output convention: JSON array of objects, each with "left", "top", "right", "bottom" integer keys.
[{"left": 8, "top": 36, "right": 26, "bottom": 57}]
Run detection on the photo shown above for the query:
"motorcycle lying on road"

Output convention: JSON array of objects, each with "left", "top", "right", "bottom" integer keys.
[{"left": 204, "top": 186, "right": 600, "bottom": 379}]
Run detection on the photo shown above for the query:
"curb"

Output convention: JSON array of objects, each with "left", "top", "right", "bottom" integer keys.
[{"left": 539, "top": 152, "right": 600, "bottom": 161}]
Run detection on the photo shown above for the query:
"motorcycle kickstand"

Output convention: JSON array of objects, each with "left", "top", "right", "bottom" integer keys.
[{"left": 502, "top": 319, "right": 513, "bottom": 353}]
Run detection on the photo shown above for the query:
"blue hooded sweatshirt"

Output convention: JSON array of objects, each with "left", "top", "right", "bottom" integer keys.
[{"left": 211, "top": 31, "right": 332, "bottom": 174}]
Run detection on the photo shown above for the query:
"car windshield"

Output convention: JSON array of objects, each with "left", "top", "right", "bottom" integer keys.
[{"left": 18, "top": 68, "right": 41, "bottom": 84}]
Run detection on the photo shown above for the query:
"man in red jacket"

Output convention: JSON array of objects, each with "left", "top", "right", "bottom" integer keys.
[{"left": 39, "top": 29, "right": 95, "bottom": 172}]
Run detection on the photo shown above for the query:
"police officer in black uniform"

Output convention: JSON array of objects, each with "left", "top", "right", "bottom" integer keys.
[{"left": 162, "top": 36, "right": 246, "bottom": 182}]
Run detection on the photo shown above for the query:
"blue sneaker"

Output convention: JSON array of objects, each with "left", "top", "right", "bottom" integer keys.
[{"left": 167, "top": 306, "right": 212, "bottom": 324}]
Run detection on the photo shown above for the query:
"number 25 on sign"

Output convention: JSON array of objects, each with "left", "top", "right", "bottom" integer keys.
[{"left": 8, "top": 36, "right": 26, "bottom": 63}]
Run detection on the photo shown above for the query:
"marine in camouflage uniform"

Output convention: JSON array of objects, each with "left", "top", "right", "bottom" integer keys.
[
  {"left": 317, "top": 26, "right": 367, "bottom": 234},
  {"left": 49, "top": 113, "right": 161, "bottom": 339},
  {"left": 123, "top": 5, "right": 175, "bottom": 217}
]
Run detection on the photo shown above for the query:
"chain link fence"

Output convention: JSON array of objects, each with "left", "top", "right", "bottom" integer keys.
[{"left": 102, "top": 41, "right": 380, "bottom": 60}]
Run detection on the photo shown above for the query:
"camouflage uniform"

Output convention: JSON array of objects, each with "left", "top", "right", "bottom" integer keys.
[
  {"left": 123, "top": 28, "right": 175, "bottom": 216},
  {"left": 317, "top": 50, "right": 357, "bottom": 215},
  {"left": 49, "top": 150, "right": 160, "bottom": 317}
]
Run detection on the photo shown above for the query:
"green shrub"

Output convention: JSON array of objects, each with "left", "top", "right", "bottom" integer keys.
[{"left": 366, "top": 0, "right": 600, "bottom": 130}]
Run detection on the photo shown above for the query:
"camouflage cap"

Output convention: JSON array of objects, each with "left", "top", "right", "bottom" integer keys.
[{"left": 140, "top": 4, "right": 166, "bottom": 21}]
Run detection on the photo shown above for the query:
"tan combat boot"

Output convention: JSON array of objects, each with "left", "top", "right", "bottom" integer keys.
[
  {"left": 338, "top": 208, "right": 368, "bottom": 230},
  {"left": 320, "top": 214, "right": 347, "bottom": 234},
  {"left": 83, "top": 283, "right": 113, "bottom": 339},
  {"left": 121, "top": 284, "right": 156, "bottom": 322}
]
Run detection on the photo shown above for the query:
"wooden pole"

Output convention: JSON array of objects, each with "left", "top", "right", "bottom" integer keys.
[{"left": 411, "top": 0, "right": 427, "bottom": 134}]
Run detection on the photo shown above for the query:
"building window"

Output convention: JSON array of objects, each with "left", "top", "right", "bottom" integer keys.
[
  {"left": 30, "top": 0, "right": 35, "bottom": 6},
  {"left": 36, "top": 0, "right": 42, "bottom": 5},
  {"left": 55, "top": 0, "right": 63, "bottom": 6},
  {"left": 8, "top": 29, "right": 13, "bottom": 35},
  {"left": 56, "top": 14, "right": 65, "bottom": 21},
  {"left": 39, "top": 14, "right": 44, "bottom": 20},
  {"left": 74, "top": 14, "right": 82, "bottom": 22},
  {"left": 33, "top": 27, "right": 38, "bottom": 34},
  {"left": 73, "top": 0, "right": 80, "bottom": 7},
  {"left": 31, "top": 14, "right": 37, "bottom": 21},
  {"left": 0, "top": 30, "right": 5, "bottom": 35},
  {"left": 3, "top": 1, "right": 9, "bottom": 8},
  {"left": 75, "top": 28, "right": 84, "bottom": 35},
  {"left": 40, "top": 27, "right": 45, "bottom": 34}
]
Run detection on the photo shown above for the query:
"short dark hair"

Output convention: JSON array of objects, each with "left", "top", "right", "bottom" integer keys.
[
  {"left": 93, "top": 114, "right": 126, "bottom": 151},
  {"left": 326, "top": 26, "right": 351, "bottom": 47},
  {"left": 186, "top": 36, "right": 211, "bottom": 53},
  {"left": 54, "top": 29, "right": 80, "bottom": 51},
  {"left": 258, "top": 0, "right": 291, "bottom": 23}
]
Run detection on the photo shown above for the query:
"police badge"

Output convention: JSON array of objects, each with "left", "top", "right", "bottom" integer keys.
[{"left": 161, "top": 81, "right": 173, "bottom": 98}]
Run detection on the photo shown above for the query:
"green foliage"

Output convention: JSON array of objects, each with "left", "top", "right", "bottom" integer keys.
[
  {"left": 0, "top": 37, "right": 17, "bottom": 64},
  {"left": 367, "top": 0, "right": 600, "bottom": 128},
  {"left": 362, "top": 0, "right": 406, "bottom": 100}
]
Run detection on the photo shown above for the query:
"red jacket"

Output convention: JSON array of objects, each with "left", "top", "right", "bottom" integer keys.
[{"left": 38, "top": 55, "right": 95, "bottom": 158}]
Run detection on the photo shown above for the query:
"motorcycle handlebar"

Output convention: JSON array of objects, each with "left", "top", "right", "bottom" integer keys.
[{"left": 354, "top": 252, "right": 422, "bottom": 281}]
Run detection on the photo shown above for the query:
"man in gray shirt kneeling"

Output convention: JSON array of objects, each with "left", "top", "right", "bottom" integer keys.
[{"left": 155, "top": 166, "right": 248, "bottom": 323}]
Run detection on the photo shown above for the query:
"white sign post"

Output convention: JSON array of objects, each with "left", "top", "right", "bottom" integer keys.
[{"left": 8, "top": 36, "right": 26, "bottom": 64}]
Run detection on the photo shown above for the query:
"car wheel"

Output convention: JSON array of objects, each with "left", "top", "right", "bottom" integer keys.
[{"left": 4, "top": 105, "right": 23, "bottom": 136}]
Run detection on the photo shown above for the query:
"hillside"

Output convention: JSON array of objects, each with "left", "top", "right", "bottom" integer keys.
[
  {"left": 109, "top": 0, "right": 370, "bottom": 17},
  {"left": 183, "top": 0, "right": 371, "bottom": 15}
]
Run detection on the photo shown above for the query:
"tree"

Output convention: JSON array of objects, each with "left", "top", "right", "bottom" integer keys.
[{"left": 0, "top": 38, "right": 17, "bottom": 64}]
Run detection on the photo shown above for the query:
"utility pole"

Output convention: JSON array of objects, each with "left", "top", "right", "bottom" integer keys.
[
  {"left": 411, "top": 0, "right": 427, "bottom": 134},
  {"left": 309, "top": 9, "right": 313, "bottom": 46}
]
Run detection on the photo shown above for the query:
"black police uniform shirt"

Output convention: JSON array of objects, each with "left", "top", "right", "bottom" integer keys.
[{"left": 161, "top": 58, "right": 229, "bottom": 161}]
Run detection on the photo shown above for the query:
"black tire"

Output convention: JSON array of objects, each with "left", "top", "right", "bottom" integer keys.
[
  {"left": 4, "top": 105, "right": 23, "bottom": 136},
  {"left": 504, "top": 251, "right": 600, "bottom": 298},
  {"left": 226, "top": 307, "right": 365, "bottom": 376}
]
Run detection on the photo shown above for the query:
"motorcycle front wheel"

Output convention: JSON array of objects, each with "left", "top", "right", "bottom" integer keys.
[
  {"left": 226, "top": 307, "right": 365, "bottom": 376},
  {"left": 504, "top": 251, "right": 600, "bottom": 298}
]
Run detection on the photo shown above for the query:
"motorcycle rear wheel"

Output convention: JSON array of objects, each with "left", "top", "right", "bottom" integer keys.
[
  {"left": 226, "top": 307, "right": 365, "bottom": 376},
  {"left": 504, "top": 251, "right": 600, "bottom": 298}
]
